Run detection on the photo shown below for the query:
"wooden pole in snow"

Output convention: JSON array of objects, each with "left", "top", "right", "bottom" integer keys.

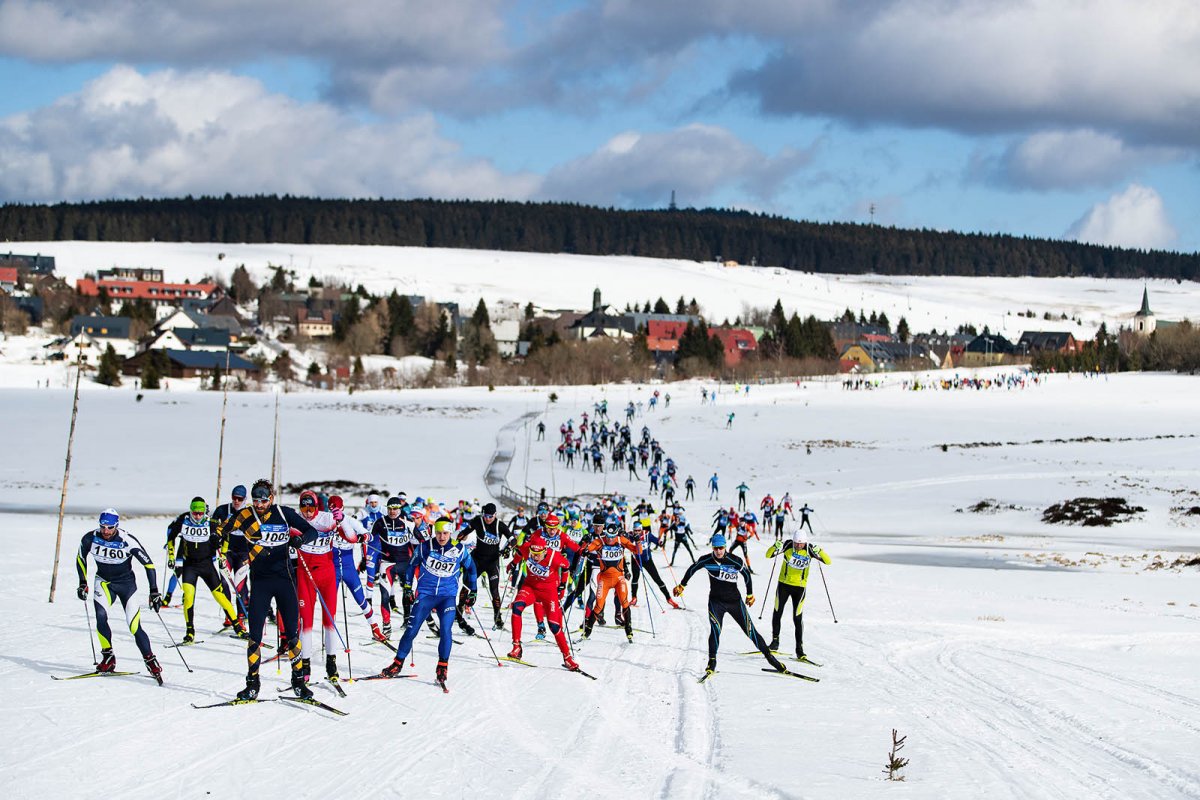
[
  {"left": 214, "top": 350, "right": 231, "bottom": 503},
  {"left": 48, "top": 349, "right": 84, "bottom": 603}
]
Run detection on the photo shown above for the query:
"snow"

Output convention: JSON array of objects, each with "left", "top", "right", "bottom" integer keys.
[{"left": 3, "top": 370, "right": 1199, "bottom": 798}]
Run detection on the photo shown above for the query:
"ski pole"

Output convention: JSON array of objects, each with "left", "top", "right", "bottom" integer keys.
[
  {"left": 340, "top": 579, "right": 352, "bottom": 681},
  {"left": 154, "top": 609, "right": 193, "bottom": 672},
  {"left": 82, "top": 588, "right": 98, "bottom": 665},
  {"left": 817, "top": 561, "right": 838, "bottom": 623},
  {"left": 758, "top": 545, "right": 783, "bottom": 621},
  {"left": 469, "top": 603, "right": 503, "bottom": 666}
]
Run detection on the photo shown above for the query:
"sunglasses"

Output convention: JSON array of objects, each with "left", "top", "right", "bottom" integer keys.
[{"left": 99, "top": 524, "right": 117, "bottom": 531}]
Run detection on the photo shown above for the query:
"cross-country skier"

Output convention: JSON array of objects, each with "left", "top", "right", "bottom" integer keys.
[
  {"left": 579, "top": 523, "right": 640, "bottom": 641},
  {"left": 736, "top": 482, "right": 750, "bottom": 511},
  {"left": 685, "top": 475, "right": 695, "bottom": 501},
  {"left": 329, "top": 496, "right": 388, "bottom": 644},
  {"left": 76, "top": 508, "right": 163, "bottom": 682},
  {"left": 507, "top": 534, "right": 581, "bottom": 672},
  {"left": 378, "top": 518, "right": 477, "bottom": 688},
  {"left": 223, "top": 479, "right": 322, "bottom": 701},
  {"left": 673, "top": 534, "right": 785, "bottom": 678},
  {"left": 166, "top": 497, "right": 242, "bottom": 643},
  {"left": 294, "top": 491, "right": 344, "bottom": 684},
  {"left": 212, "top": 484, "right": 250, "bottom": 621},
  {"left": 708, "top": 472, "right": 719, "bottom": 500},
  {"left": 764, "top": 535, "right": 831, "bottom": 659},
  {"left": 369, "top": 496, "right": 419, "bottom": 638},
  {"left": 457, "top": 502, "right": 515, "bottom": 630},
  {"left": 797, "top": 503, "right": 814, "bottom": 534}
]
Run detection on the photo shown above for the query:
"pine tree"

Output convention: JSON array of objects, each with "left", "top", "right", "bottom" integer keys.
[
  {"left": 96, "top": 343, "right": 122, "bottom": 386},
  {"left": 654, "top": 297, "right": 670, "bottom": 314},
  {"left": 896, "top": 316, "right": 910, "bottom": 343}
]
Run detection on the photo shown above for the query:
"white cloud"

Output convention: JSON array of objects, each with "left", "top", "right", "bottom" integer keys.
[
  {"left": 987, "top": 129, "right": 1182, "bottom": 190},
  {"left": 1066, "top": 184, "right": 1178, "bottom": 250},
  {"left": 0, "top": 66, "right": 540, "bottom": 203},
  {"left": 539, "top": 124, "right": 816, "bottom": 207}
]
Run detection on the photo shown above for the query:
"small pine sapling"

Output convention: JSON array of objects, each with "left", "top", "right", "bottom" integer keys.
[{"left": 883, "top": 728, "right": 909, "bottom": 781}]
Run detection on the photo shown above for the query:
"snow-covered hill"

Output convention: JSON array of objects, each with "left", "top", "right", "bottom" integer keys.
[{"left": 2, "top": 372, "right": 1198, "bottom": 798}]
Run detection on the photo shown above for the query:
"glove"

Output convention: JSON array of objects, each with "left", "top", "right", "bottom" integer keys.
[
  {"left": 746, "top": 594, "right": 756, "bottom": 607},
  {"left": 332, "top": 507, "right": 344, "bottom": 522},
  {"left": 149, "top": 591, "right": 163, "bottom": 612},
  {"left": 402, "top": 585, "right": 414, "bottom": 606},
  {"left": 557, "top": 582, "right": 567, "bottom": 597},
  {"left": 173, "top": 558, "right": 184, "bottom": 571},
  {"left": 672, "top": 584, "right": 685, "bottom": 597},
  {"left": 465, "top": 590, "right": 478, "bottom": 608},
  {"left": 76, "top": 583, "right": 88, "bottom": 601}
]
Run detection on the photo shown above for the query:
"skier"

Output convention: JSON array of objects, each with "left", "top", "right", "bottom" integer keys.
[
  {"left": 669, "top": 513, "right": 697, "bottom": 566},
  {"left": 76, "top": 508, "right": 164, "bottom": 682},
  {"left": 736, "top": 481, "right": 750, "bottom": 511},
  {"left": 212, "top": 484, "right": 250, "bottom": 619},
  {"left": 797, "top": 503, "right": 815, "bottom": 534},
  {"left": 773, "top": 504, "right": 788, "bottom": 540},
  {"left": 294, "top": 491, "right": 344, "bottom": 684},
  {"left": 627, "top": 525, "right": 680, "bottom": 609},
  {"left": 726, "top": 412, "right": 735, "bottom": 429},
  {"left": 507, "top": 534, "right": 581, "bottom": 671},
  {"left": 579, "top": 523, "right": 640, "bottom": 641},
  {"left": 673, "top": 534, "right": 786, "bottom": 678},
  {"left": 457, "top": 501, "right": 515, "bottom": 630},
  {"left": 223, "top": 479, "right": 323, "bottom": 701},
  {"left": 378, "top": 518, "right": 478, "bottom": 688},
  {"left": 369, "top": 496, "right": 420, "bottom": 638},
  {"left": 329, "top": 496, "right": 388, "bottom": 644},
  {"left": 536, "top": 421, "right": 546, "bottom": 440},
  {"left": 708, "top": 472, "right": 719, "bottom": 500},
  {"left": 764, "top": 534, "right": 831, "bottom": 659},
  {"left": 685, "top": 475, "right": 696, "bottom": 501},
  {"left": 165, "top": 497, "right": 242, "bottom": 643}
]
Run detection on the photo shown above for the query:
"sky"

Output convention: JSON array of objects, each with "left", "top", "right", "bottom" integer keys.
[{"left": 0, "top": 1, "right": 1196, "bottom": 254}]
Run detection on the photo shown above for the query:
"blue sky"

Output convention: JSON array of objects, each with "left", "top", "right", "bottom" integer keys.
[{"left": 0, "top": 1, "right": 1196, "bottom": 253}]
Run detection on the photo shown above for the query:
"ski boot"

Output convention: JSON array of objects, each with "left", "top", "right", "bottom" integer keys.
[
  {"left": 300, "top": 658, "right": 311, "bottom": 682},
  {"left": 667, "top": 597, "right": 681, "bottom": 609},
  {"left": 507, "top": 642, "right": 523, "bottom": 660},
  {"left": 388, "top": 595, "right": 399, "bottom": 613},
  {"left": 326, "top": 654, "right": 339, "bottom": 681},
  {"left": 535, "top": 623, "right": 546, "bottom": 641},
  {"left": 596, "top": 612, "right": 607, "bottom": 627},
  {"left": 379, "top": 659, "right": 405, "bottom": 678},
  {"left": 370, "top": 622, "right": 389, "bottom": 644},
  {"left": 563, "top": 654, "right": 581, "bottom": 672},
  {"left": 435, "top": 660, "right": 448, "bottom": 684},
  {"left": 181, "top": 631, "right": 195, "bottom": 645},
  {"left": 219, "top": 616, "right": 235, "bottom": 631},
  {"left": 161, "top": 593, "right": 173, "bottom": 608},
  {"left": 624, "top": 619, "right": 634, "bottom": 643},
  {"left": 97, "top": 648, "right": 116, "bottom": 673},
  {"left": 291, "top": 667, "right": 314, "bottom": 700},
  {"left": 458, "top": 616, "right": 476, "bottom": 637},
  {"left": 493, "top": 610, "right": 505, "bottom": 631},
  {"left": 768, "top": 637, "right": 780, "bottom": 652},
  {"left": 381, "top": 621, "right": 392, "bottom": 640},
  {"left": 766, "top": 652, "right": 787, "bottom": 673},
  {"left": 426, "top": 618, "right": 441, "bottom": 636},
  {"left": 705, "top": 657, "right": 717, "bottom": 677},
  {"left": 144, "top": 653, "right": 163, "bottom": 685},
  {"left": 581, "top": 618, "right": 594, "bottom": 640},
  {"left": 236, "top": 674, "right": 260, "bottom": 701}
]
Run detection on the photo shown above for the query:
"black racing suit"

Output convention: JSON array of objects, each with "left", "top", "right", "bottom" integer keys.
[
  {"left": 457, "top": 515, "right": 515, "bottom": 624},
  {"left": 678, "top": 552, "right": 778, "bottom": 669},
  {"left": 167, "top": 512, "right": 239, "bottom": 635}
]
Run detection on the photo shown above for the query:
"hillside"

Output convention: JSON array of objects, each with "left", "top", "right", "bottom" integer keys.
[{"left": 3, "top": 196, "right": 1197, "bottom": 280}]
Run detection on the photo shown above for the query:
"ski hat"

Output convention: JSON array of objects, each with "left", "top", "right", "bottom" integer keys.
[
  {"left": 432, "top": 517, "right": 455, "bottom": 535},
  {"left": 367, "top": 493, "right": 381, "bottom": 506},
  {"left": 711, "top": 534, "right": 727, "bottom": 548},
  {"left": 189, "top": 497, "right": 207, "bottom": 515},
  {"left": 98, "top": 508, "right": 120, "bottom": 528},
  {"left": 386, "top": 496, "right": 403, "bottom": 509},
  {"left": 482, "top": 502, "right": 497, "bottom": 515},
  {"left": 545, "top": 513, "right": 561, "bottom": 527},
  {"left": 329, "top": 495, "right": 344, "bottom": 512},
  {"left": 250, "top": 481, "right": 272, "bottom": 501},
  {"left": 792, "top": 530, "right": 807, "bottom": 546},
  {"left": 299, "top": 491, "right": 318, "bottom": 508},
  {"left": 527, "top": 535, "right": 548, "bottom": 554},
  {"left": 231, "top": 485, "right": 248, "bottom": 499}
]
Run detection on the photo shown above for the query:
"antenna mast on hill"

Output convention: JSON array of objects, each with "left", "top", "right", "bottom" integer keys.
[
  {"left": 669, "top": 190, "right": 677, "bottom": 211},
  {"left": 869, "top": 203, "right": 876, "bottom": 225}
]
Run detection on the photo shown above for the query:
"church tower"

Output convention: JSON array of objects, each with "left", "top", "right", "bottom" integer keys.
[{"left": 1133, "top": 286, "right": 1156, "bottom": 336}]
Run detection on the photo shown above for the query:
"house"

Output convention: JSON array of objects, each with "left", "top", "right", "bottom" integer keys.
[
  {"left": 297, "top": 309, "right": 334, "bottom": 338},
  {"left": 50, "top": 330, "right": 137, "bottom": 363},
  {"left": 840, "top": 341, "right": 933, "bottom": 372},
  {"left": 710, "top": 328, "right": 758, "bottom": 366},
  {"left": 122, "top": 349, "right": 262, "bottom": 380},
  {"left": 0, "top": 267, "right": 17, "bottom": 293},
  {"left": 0, "top": 252, "right": 55, "bottom": 275},
  {"left": 626, "top": 312, "right": 700, "bottom": 333},
  {"left": 959, "top": 333, "right": 1016, "bottom": 367},
  {"left": 97, "top": 267, "right": 164, "bottom": 282},
  {"left": 13, "top": 295, "right": 44, "bottom": 324},
  {"left": 827, "top": 320, "right": 891, "bottom": 352},
  {"left": 568, "top": 289, "right": 636, "bottom": 340},
  {"left": 492, "top": 318, "right": 522, "bottom": 358},
  {"left": 77, "top": 276, "right": 222, "bottom": 308},
  {"left": 155, "top": 307, "right": 246, "bottom": 346},
  {"left": 1016, "top": 331, "right": 1083, "bottom": 355},
  {"left": 70, "top": 315, "right": 133, "bottom": 340}
]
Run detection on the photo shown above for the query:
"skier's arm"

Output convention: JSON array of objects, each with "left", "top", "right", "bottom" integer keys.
[
  {"left": 75, "top": 532, "right": 92, "bottom": 587},
  {"left": 404, "top": 543, "right": 427, "bottom": 587},
  {"left": 811, "top": 544, "right": 831, "bottom": 565},
  {"left": 677, "top": 555, "right": 708, "bottom": 589},
  {"left": 164, "top": 513, "right": 184, "bottom": 564}
]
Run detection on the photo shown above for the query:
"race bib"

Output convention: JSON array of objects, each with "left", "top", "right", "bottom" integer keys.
[
  {"left": 715, "top": 566, "right": 740, "bottom": 583},
  {"left": 258, "top": 522, "right": 291, "bottom": 547},
  {"left": 424, "top": 556, "right": 458, "bottom": 578},
  {"left": 180, "top": 519, "right": 210, "bottom": 543},
  {"left": 92, "top": 540, "right": 129, "bottom": 565},
  {"left": 527, "top": 560, "right": 550, "bottom": 578},
  {"left": 384, "top": 525, "right": 412, "bottom": 547},
  {"left": 788, "top": 553, "right": 811, "bottom": 569},
  {"left": 601, "top": 545, "right": 623, "bottom": 561},
  {"left": 303, "top": 531, "right": 335, "bottom": 554},
  {"left": 481, "top": 530, "right": 500, "bottom": 545}
]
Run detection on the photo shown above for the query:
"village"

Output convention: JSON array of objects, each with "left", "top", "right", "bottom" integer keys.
[{"left": 0, "top": 249, "right": 1186, "bottom": 390}]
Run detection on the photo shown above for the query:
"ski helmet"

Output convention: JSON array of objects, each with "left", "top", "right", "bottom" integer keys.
[{"left": 98, "top": 508, "right": 120, "bottom": 528}]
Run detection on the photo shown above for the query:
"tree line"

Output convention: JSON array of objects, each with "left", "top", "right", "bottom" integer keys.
[{"left": 2, "top": 195, "right": 1196, "bottom": 280}]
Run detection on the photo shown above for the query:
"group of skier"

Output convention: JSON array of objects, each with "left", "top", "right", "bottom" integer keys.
[{"left": 73, "top": 408, "right": 832, "bottom": 700}]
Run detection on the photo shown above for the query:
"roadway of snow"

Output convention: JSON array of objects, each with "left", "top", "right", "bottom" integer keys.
[{"left": 2, "top": 371, "right": 1198, "bottom": 798}]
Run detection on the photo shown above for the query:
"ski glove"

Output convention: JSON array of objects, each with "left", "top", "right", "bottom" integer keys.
[
  {"left": 402, "top": 585, "right": 415, "bottom": 606},
  {"left": 149, "top": 592, "right": 164, "bottom": 612},
  {"left": 746, "top": 594, "right": 756, "bottom": 607},
  {"left": 465, "top": 590, "right": 478, "bottom": 608},
  {"left": 76, "top": 583, "right": 88, "bottom": 601},
  {"left": 672, "top": 584, "right": 685, "bottom": 597}
]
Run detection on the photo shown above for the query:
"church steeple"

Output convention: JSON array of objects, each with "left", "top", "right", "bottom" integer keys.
[{"left": 1138, "top": 285, "right": 1152, "bottom": 317}]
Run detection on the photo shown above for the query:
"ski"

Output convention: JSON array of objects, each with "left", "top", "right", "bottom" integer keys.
[
  {"left": 51, "top": 670, "right": 138, "bottom": 681},
  {"left": 796, "top": 656, "right": 823, "bottom": 668},
  {"left": 170, "top": 639, "right": 204, "bottom": 648},
  {"left": 564, "top": 665, "right": 597, "bottom": 680},
  {"left": 698, "top": 670, "right": 717, "bottom": 684},
  {"left": 425, "top": 634, "right": 464, "bottom": 644},
  {"left": 435, "top": 679, "right": 449, "bottom": 694},
  {"left": 761, "top": 667, "right": 819, "bottom": 683},
  {"left": 192, "top": 698, "right": 266, "bottom": 709},
  {"left": 739, "top": 649, "right": 783, "bottom": 656},
  {"left": 348, "top": 672, "right": 419, "bottom": 683},
  {"left": 325, "top": 679, "right": 348, "bottom": 698},
  {"left": 361, "top": 638, "right": 394, "bottom": 648},
  {"left": 485, "top": 655, "right": 537, "bottom": 667},
  {"left": 278, "top": 695, "right": 348, "bottom": 716}
]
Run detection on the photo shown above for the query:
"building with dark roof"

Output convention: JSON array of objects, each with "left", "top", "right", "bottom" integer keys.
[{"left": 122, "top": 349, "right": 261, "bottom": 380}]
